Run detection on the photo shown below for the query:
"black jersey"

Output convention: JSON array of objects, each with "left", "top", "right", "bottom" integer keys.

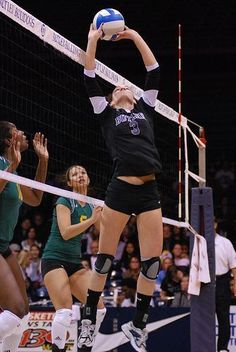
[{"left": 84, "top": 65, "right": 162, "bottom": 177}]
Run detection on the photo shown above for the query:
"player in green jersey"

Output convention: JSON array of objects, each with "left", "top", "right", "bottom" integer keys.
[
  {"left": 0, "top": 121, "right": 49, "bottom": 352},
  {"left": 42, "top": 165, "right": 105, "bottom": 352}
]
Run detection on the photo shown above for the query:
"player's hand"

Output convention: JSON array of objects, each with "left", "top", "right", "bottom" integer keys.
[
  {"left": 113, "top": 27, "right": 139, "bottom": 41},
  {"left": 88, "top": 23, "right": 104, "bottom": 42},
  {"left": 91, "top": 206, "right": 103, "bottom": 223},
  {"left": 33, "top": 132, "right": 49, "bottom": 161}
]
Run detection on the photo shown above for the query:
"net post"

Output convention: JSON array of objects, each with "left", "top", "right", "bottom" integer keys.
[
  {"left": 199, "top": 127, "right": 206, "bottom": 187},
  {"left": 189, "top": 187, "right": 215, "bottom": 352}
]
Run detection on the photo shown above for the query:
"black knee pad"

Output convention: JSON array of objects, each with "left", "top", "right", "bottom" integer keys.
[
  {"left": 94, "top": 253, "right": 114, "bottom": 275},
  {"left": 141, "top": 257, "right": 161, "bottom": 281}
]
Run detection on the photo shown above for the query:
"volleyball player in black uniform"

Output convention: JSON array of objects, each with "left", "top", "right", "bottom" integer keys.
[{"left": 78, "top": 25, "right": 163, "bottom": 352}]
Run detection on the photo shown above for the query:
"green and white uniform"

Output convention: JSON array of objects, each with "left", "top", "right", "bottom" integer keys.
[
  {"left": 0, "top": 156, "right": 22, "bottom": 253},
  {"left": 43, "top": 197, "right": 93, "bottom": 263}
]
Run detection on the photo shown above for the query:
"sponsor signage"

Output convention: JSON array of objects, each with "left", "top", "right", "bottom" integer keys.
[{"left": 0, "top": 311, "right": 77, "bottom": 352}]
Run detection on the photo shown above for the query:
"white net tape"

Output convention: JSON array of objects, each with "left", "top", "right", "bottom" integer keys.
[{"left": 0, "top": 170, "right": 189, "bottom": 228}]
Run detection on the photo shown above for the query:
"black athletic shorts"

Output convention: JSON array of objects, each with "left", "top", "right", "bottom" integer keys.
[
  {"left": 105, "top": 177, "right": 161, "bottom": 215},
  {"left": 0, "top": 247, "right": 12, "bottom": 259},
  {"left": 41, "top": 258, "right": 85, "bottom": 279}
]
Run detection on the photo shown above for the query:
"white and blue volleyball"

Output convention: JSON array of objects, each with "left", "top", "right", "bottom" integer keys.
[{"left": 93, "top": 8, "right": 125, "bottom": 41}]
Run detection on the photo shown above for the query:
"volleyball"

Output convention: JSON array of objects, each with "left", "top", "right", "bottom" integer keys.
[{"left": 93, "top": 8, "right": 125, "bottom": 41}]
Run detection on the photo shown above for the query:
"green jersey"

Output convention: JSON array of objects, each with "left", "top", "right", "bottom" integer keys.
[
  {"left": 43, "top": 197, "right": 93, "bottom": 263},
  {"left": 0, "top": 156, "right": 23, "bottom": 252}
]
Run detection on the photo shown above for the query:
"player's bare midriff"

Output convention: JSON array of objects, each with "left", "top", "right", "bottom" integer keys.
[{"left": 117, "top": 173, "right": 155, "bottom": 185}]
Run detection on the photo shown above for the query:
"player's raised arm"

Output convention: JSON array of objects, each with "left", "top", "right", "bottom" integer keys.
[
  {"left": 85, "top": 24, "right": 103, "bottom": 70},
  {"left": 115, "top": 27, "right": 158, "bottom": 67},
  {"left": 20, "top": 132, "right": 49, "bottom": 206},
  {"left": 84, "top": 24, "right": 109, "bottom": 115}
]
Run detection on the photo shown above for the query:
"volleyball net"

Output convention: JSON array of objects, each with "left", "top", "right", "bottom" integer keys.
[{"left": 0, "top": 0, "right": 206, "bottom": 228}]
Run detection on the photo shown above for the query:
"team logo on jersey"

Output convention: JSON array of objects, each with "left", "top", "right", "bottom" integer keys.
[
  {"left": 80, "top": 215, "right": 88, "bottom": 222},
  {"left": 115, "top": 112, "right": 145, "bottom": 126},
  {"left": 115, "top": 112, "right": 145, "bottom": 135}
]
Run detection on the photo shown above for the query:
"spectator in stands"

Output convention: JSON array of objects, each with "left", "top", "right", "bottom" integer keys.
[
  {"left": 171, "top": 274, "right": 191, "bottom": 307},
  {"left": 172, "top": 243, "right": 190, "bottom": 269},
  {"left": 160, "top": 249, "right": 173, "bottom": 261},
  {"left": 24, "top": 244, "right": 44, "bottom": 301},
  {"left": 121, "top": 241, "right": 139, "bottom": 270},
  {"left": 163, "top": 224, "right": 175, "bottom": 251},
  {"left": 0, "top": 121, "right": 48, "bottom": 352},
  {"left": 181, "top": 241, "right": 190, "bottom": 259},
  {"left": 32, "top": 211, "right": 44, "bottom": 227},
  {"left": 172, "top": 226, "right": 184, "bottom": 243},
  {"left": 117, "top": 278, "right": 137, "bottom": 308},
  {"left": 115, "top": 225, "right": 131, "bottom": 261},
  {"left": 13, "top": 217, "right": 32, "bottom": 244},
  {"left": 81, "top": 258, "right": 91, "bottom": 271},
  {"left": 25, "top": 244, "right": 43, "bottom": 284},
  {"left": 86, "top": 239, "right": 99, "bottom": 270},
  {"left": 16, "top": 249, "right": 31, "bottom": 298},
  {"left": 21, "top": 227, "right": 42, "bottom": 251},
  {"left": 123, "top": 256, "right": 141, "bottom": 282},
  {"left": 84, "top": 224, "right": 100, "bottom": 255},
  {"left": 32, "top": 211, "right": 50, "bottom": 247},
  {"left": 155, "top": 257, "right": 173, "bottom": 291},
  {"left": 127, "top": 215, "right": 138, "bottom": 237},
  {"left": 9, "top": 243, "right": 21, "bottom": 258},
  {"left": 160, "top": 265, "right": 183, "bottom": 302},
  {"left": 41, "top": 165, "right": 106, "bottom": 352}
]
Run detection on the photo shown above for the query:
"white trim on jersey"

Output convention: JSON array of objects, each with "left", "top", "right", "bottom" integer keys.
[
  {"left": 89, "top": 96, "right": 108, "bottom": 114},
  {"left": 145, "top": 62, "right": 159, "bottom": 72},
  {"left": 142, "top": 89, "right": 159, "bottom": 107},
  {"left": 84, "top": 68, "right": 95, "bottom": 78}
]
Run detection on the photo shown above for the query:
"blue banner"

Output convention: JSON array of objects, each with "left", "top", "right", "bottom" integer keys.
[{"left": 94, "top": 307, "right": 190, "bottom": 352}]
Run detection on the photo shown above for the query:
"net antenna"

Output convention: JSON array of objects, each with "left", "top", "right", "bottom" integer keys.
[
  {"left": 178, "top": 24, "right": 182, "bottom": 220},
  {"left": 0, "top": 0, "right": 206, "bottom": 229}
]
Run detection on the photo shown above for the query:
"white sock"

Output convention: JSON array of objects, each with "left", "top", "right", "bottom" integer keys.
[
  {"left": 94, "top": 308, "right": 107, "bottom": 336},
  {"left": 1, "top": 313, "right": 30, "bottom": 352},
  {"left": 52, "top": 309, "right": 72, "bottom": 349},
  {"left": 71, "top": 304, "right": 81, "bottom": 321},
  {"left": 0, "top": 310, "right": 22, "bottom": 339}
]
